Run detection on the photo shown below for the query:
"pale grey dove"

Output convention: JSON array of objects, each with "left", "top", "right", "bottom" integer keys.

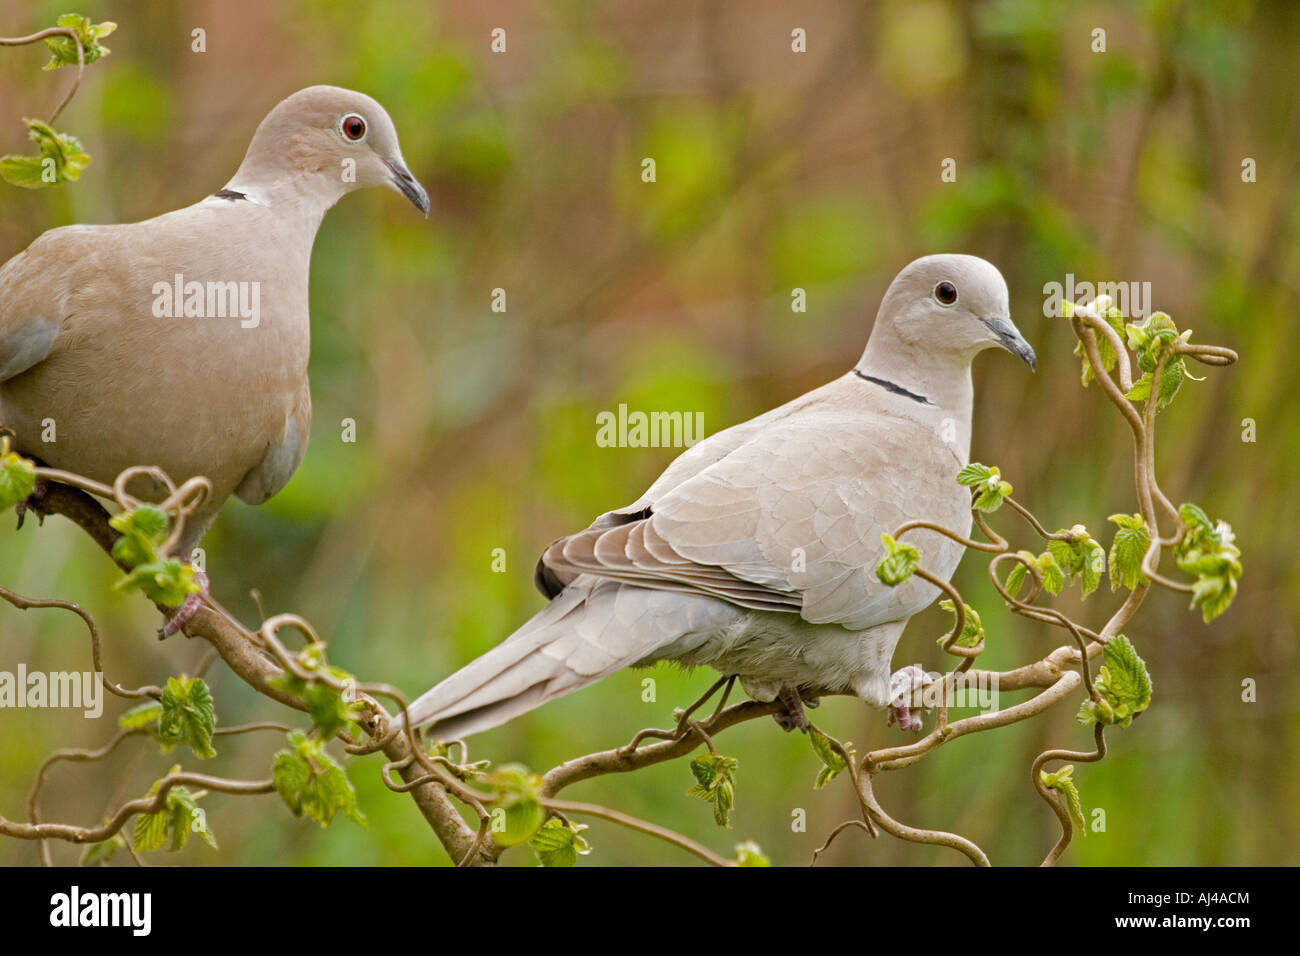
[
  {"left": 400, "top": 254, "right": 1036, "bottom": 738},
  {"left": 0, "top": 85, "right": 428, "bottom": 554}
]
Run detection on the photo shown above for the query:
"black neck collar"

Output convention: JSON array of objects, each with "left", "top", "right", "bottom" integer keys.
[{"left": 853, "top": 369, "right": 932, "bottom": 405}]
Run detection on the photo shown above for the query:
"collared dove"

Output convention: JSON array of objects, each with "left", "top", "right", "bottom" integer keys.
[
  {"left": 400, "top": 254, "right": 1036, "bottom": 739},
  {"left": 0, "top": 85, "right": 428, "bottom": 554}
]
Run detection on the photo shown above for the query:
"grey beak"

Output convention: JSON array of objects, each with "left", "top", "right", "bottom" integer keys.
[
  {"left": 384, "top": 158, "right": 430, "bottom": 217},
  {"left": 983, "top": 316, "right": 1037, "bottom": 371}
]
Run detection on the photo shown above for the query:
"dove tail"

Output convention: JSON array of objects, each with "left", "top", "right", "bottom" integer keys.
[{"left": 398, "top": 580, "right": 624, "bottom": 740}]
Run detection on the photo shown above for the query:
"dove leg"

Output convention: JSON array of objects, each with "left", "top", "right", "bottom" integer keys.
[
  {"left": 14, "top": 476, "right": 49, "bottom": 529},
  {"left": 774, "top": 684, "right": 812, "bottom": 732},
  {"left": 159, "top": 569, "right": 210, "bottom": 639},
  {"left": 887, "top": 665, "right": 927, "bottom": 732}
]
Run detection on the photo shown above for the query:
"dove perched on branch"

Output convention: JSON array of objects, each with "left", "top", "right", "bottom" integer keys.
[
  {"left": 400, "top": 254, "right": 1036, "bottom": 739},
  {"left": 0, "top": 85, "right": 428, "bottom": 552}
]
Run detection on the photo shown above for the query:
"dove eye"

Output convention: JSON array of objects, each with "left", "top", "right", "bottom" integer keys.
[
  {"left": 339, "top": 113, "right": 367, "bottom": 142},
  {"left": 934, "top": 281, "right": 958, "bottom": 306}
]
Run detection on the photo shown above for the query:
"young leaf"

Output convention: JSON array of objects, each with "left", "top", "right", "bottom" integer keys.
[
  {"left": 266, "top": 657, "right": 362, "bottom": 739},
  {"left": 687, "top": 753, "right": 738, "bottom": 828},
  {"left": 1004, "top": 551, "right": 1062, "bottom": 600},
  {"left": 734, "top": 840, "right": 770, "bottom": 866},
  {"left": 0, "top": 119, "right": 91, "bottom": 188},
  {"left": 1108, "top": 513, "right": 1150, "bottom": 591},
  {"left": 962, "top": 464, "right": 1013, "bottom": 512},
  {"left": 807, "top": 726, "right": 847, "bottom": 789},
  {"left": 1048, "top": 526, "right": 1106, "bottom": 598},
  {"left": 272, "top": 730, "right": 366, "bottom": 829},
  {"left": 131, "top": 767, "right": 215, "bottom": 853},
  {"left": 1040, "top": 765, "right": 1086, "bottom": 836},
  {"left": 485, "top": 764, "right": 544, "bottom": 847},
  {"left": 0, "top": 450, "right": 37, "bottom": 511},
  {"left": 1003, "top": 551, "right": 1034, "bottom": 599},
  {"left": 529, "top": 818, "right": 591, "bottom": 867},
  {"left": 43, "top": 14, "right": 117, "bottom": 69},
  {"left": 133, "top": 805, "right": 169, "bottom": 853},
  {"left": 1080, "top": 539, "right": 1105, "bottom": 597},
  {"left": 875, "top": 533, "right": 920, "bottom": 587},
  {"left": 1077, "top": 635, "right": 1153, "bottom": 728},
  {"left": 1037, "top": 550, "right": 1065, "bottom": 595},
  {"left": 157, "top": 676, "right": 217, "bottom": 759},
  {"left": 1174, "top": 504, "right": 1242, "bottom": 622},
  {"left": 80, "top": 833, "right": 127, "bottom": 866},
  {"left": 108, "top": 505, "right": 200, "bottom": 608},
  {"left": 955, "top": 462, "right": 994, "bottom": 486},
  {"left": 936, "top": 598, "right": 983, "bottom": 648}
]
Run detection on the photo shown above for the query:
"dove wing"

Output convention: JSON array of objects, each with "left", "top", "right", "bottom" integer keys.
[{"left": 541, "top": 390, "right": 967, "bottom": 630}]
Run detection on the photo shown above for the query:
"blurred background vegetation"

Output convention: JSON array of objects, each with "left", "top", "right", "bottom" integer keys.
[{"left": 1, "top": 0, "right": 1296, "bottom": 866}]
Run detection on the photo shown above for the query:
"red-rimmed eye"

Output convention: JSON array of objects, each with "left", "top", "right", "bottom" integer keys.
[
  {"left": 934, "top": 281, "right": 958, "bottom": 305},
  {"left": 341, "top": 114, "right": 366, "bottom": 141}
]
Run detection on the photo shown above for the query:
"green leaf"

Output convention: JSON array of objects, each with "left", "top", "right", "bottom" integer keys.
[
  {"left": 1125, "top": 358, "right": 1187, "bottom": 414},
  {"left": 1108, "top": 513, "right": 1150, "bottom": 591},
  {"left": 118, "top": 700, "right": 163, "bottom": 731},
  {"left": 0, "top": 119, "right": 91, "bottom": 189},
  {"left": 0, "top": 450, "right": 37, "bottom": 511},
  {"left": 1037, "top": 550, "right": 1065, "bottom": 595},
  {"left": 955, "top": 462, "right": 994, "bottom": 486},
  {"left": 272, "top": 730, "right": 365, "bottom": 829},
  {"left": 485, "top": 764, "right": 544, "bottom": 847},
  {"left": 1080, "top": 539, "right": 1105, "bottom": 597},
  {"left": 1120, "top": 313, "right": 1197, "bottom": 412},
  {"left": 807, "top": 726, "right": 847, "bottom": 790},
  {"left": 157, "top": 676, "right": 217, "bottom": 759},
  {"left": 1077, "top": 635, "right": 1153, "bottom": 728},
  {"left": 80, "top": 833, "right": 127, "bottom": 866},
  {"left": 107, "top": 505, "right": 201, "bottom": 608},
  {"left": 1040, "top": 765, "right": 1086, "bottom": 836},
  {"left": 961, "top": 464, "right": 1013, "bottom": 512},
  {"left": 166, "top": 786, "right": 216, "bottom": 851},
  {"left": 1124, "top": 372, "right": 1152, "bottom": 403},
  {"left": 266, "top": 657, "right": 361, "bottom": 739},
  {"left": 734, "top": 840, "right": 770, "bottom": 866},
  {"left": 1178, "top": 502, "right": 1212, "bottom": 530},
  {"left": 936, "top": 598, "right": 983, "bottom": 648},
  {"left": 1190, "top": 575, "right": 1235, "bottom": 623},
  {"left": 133, "top": 806, "right": 169, "bottom": 853},
  {"left": 1174, "top": 504, "right": 1242, "bottom": 622},
  {"left": 131, "top": 767, "right": 215, "bottom": 853},
  {"left": 1155, "top": 356, "right": 1186, "bottom": 411},
  {"left": 43, "top": 14, "right": 117, "bottom": 70},
  {"left": 687, "top": 753, "right": 738, "bottom": 828},
  {"left": 529, "top": 818, "right": 591, "bottom": 867},
  {"left": 1048, "top": 526, "right": 1106, "bottom": 598},
  {"left": 1003, "top": 553, "right": 1031, "bottom": 599},
  {"left": 875, "top": 533, "right": 920, "bottom": 587}
]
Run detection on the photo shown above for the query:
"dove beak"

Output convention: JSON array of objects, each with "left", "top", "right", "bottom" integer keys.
[
  {"left": 384, "top": 157, "right": 430, "bottom": 217},
  {"left": 983, "top": 315, "right": 1037, "bottom": 371}
]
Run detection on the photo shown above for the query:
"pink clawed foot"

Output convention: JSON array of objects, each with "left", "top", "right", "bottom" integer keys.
[
  {"left": 159, "top": 569, "right": 210, "bottom": 639},
  {"left": 888, "top": 665, "right": 927, "bottom": 732},
  {"left": 774, "top": 685, "right": 813, "bottom": 732}
]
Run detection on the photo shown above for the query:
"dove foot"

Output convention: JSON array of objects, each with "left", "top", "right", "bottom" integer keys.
[
  {"left": 887, "top": 665, "right": 927, "bottom": 733},
  {"left": 14, "top": 478, "right": 50, "bottom": 529},
  {"left": 774, "top": 685, "right": 813, "bottom": 732},
  {"left": 159, "top": 569, "right": 210, "bottom": 639}
]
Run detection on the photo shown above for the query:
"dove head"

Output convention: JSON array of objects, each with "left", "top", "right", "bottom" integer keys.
[
  {"left": 857, "top": 254, "right": 1035, "bottom": 406},
  {"left": 226, "top": 85, "right": 429, "bottom": 216}
]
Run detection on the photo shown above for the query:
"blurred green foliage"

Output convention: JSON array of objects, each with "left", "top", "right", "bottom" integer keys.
[{"left": 1, "top": 0, "right": 1296, "bottom": 866}]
